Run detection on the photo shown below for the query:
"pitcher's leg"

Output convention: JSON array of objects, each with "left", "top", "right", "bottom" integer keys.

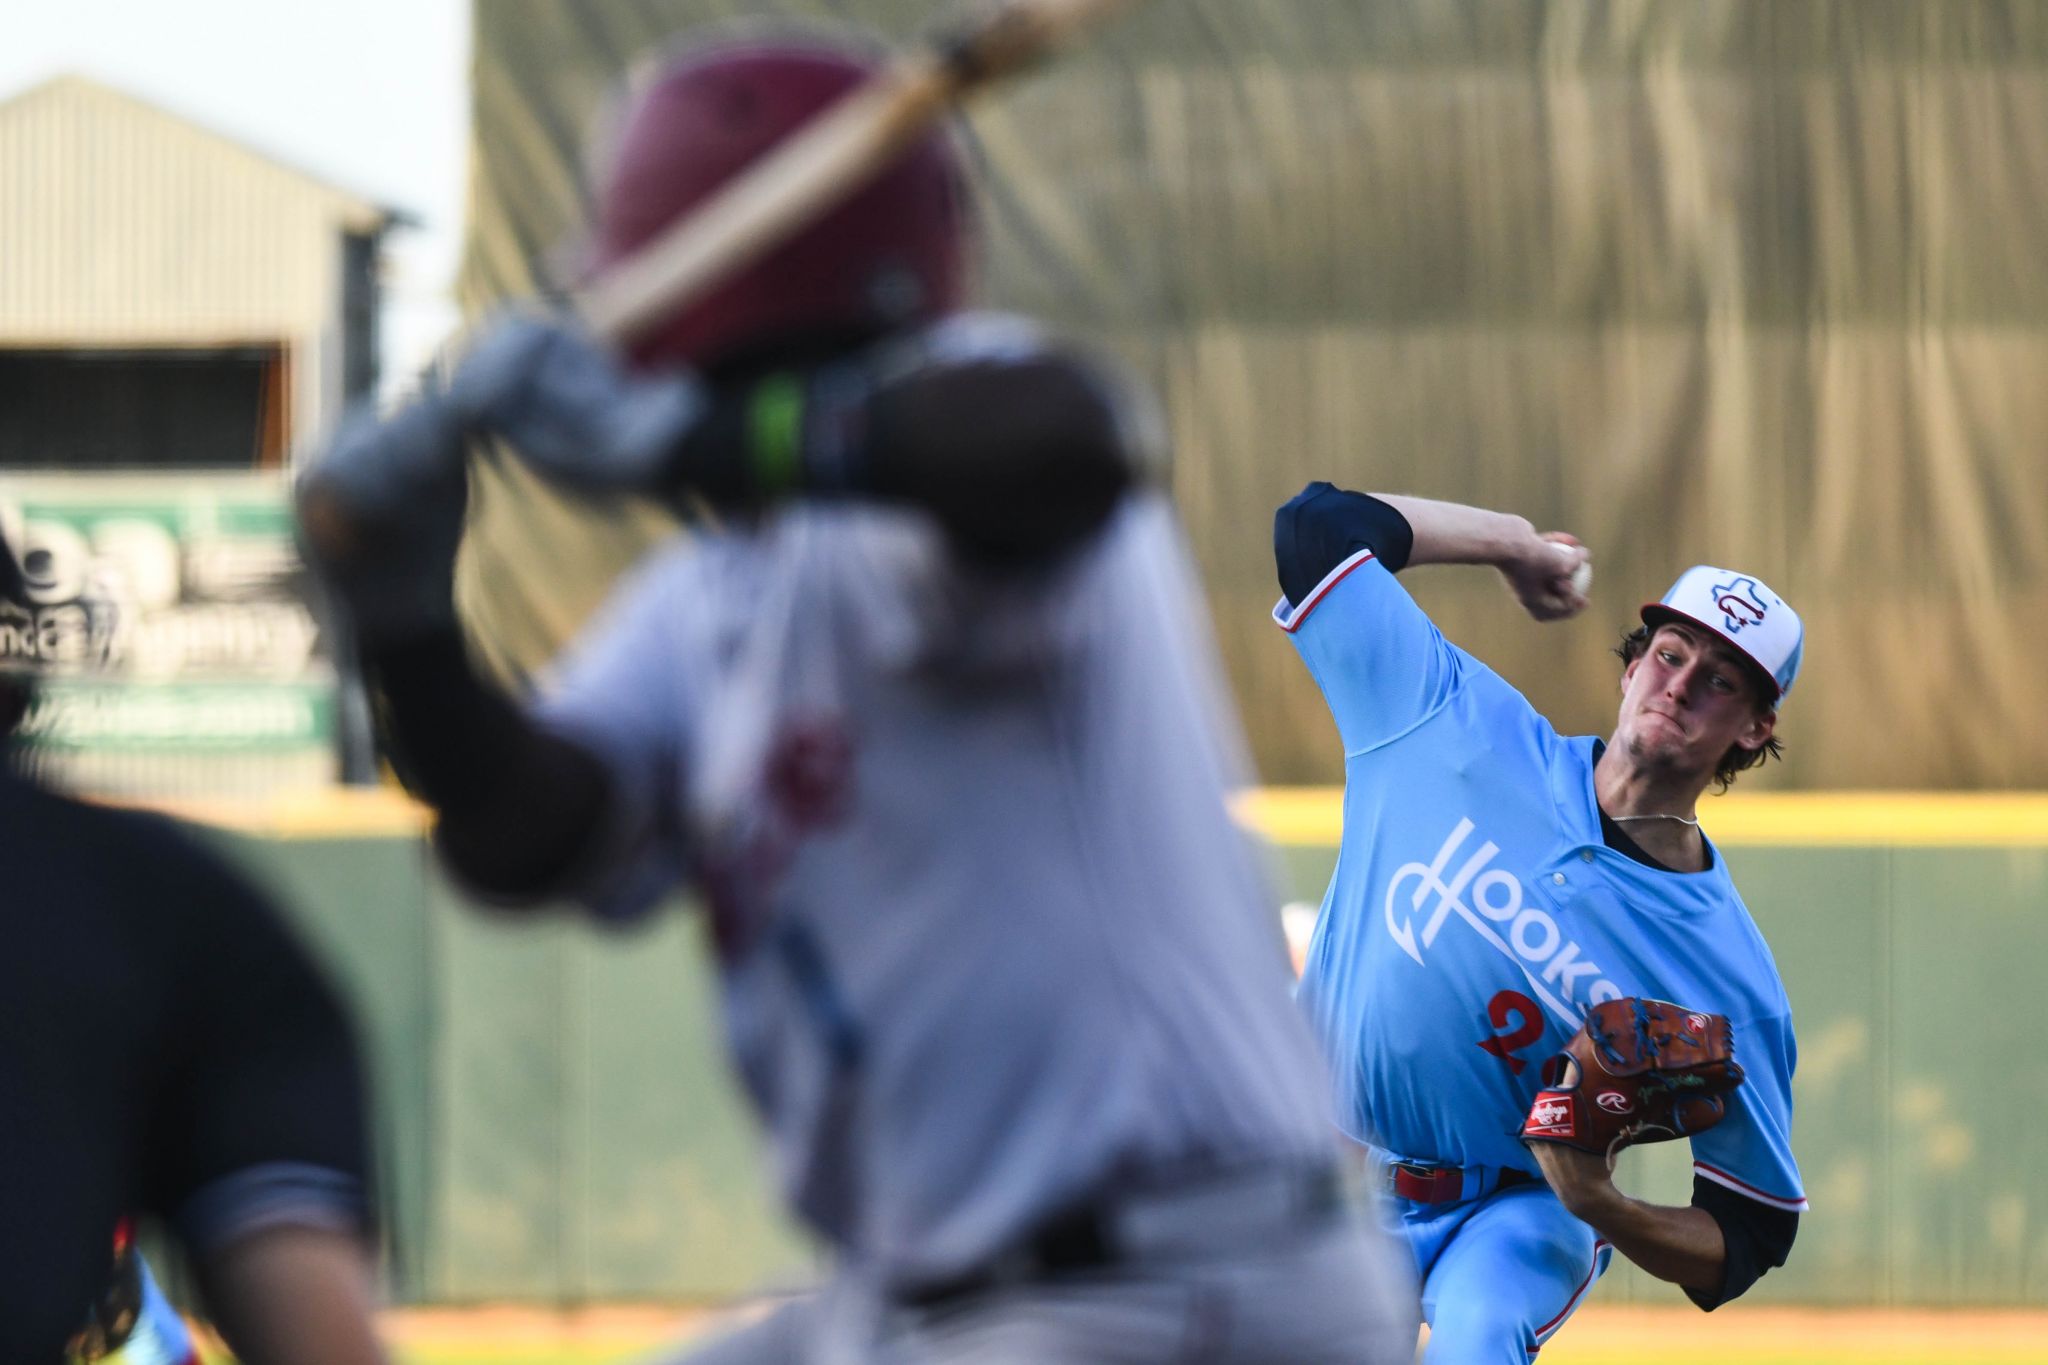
[{"left": 1417, "top": 1188, "right": 1610, "bottom": 1365}]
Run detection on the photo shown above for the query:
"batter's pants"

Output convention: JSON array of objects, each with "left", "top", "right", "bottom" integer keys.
[{"left": 669, "top": 1210, "right": 1417, "bottom": 1364}]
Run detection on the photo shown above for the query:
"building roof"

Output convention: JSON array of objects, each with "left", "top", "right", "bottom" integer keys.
[
  {"left": 0, "top": 72, "right": 416, "bottom": 348},
  {"left": 0, "top": 73, "right": 415, "bottom": 233}
]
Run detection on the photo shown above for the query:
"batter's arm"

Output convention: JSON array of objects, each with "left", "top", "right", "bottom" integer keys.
[
  {"left": 1530, "top": 1143, "right": 1725, "bottom": 1290},
  {"left": 293, "top": 389, "right": 620, "bottom": 904},
  {"left": 450, "top": 314, "right": 1143, "bottom": 568},
  {"left": 675, "top": 337, "right": 1142, "bottom": 566},
  {"left": 366, "top": 629, "right": 616, "bottom": 903}
]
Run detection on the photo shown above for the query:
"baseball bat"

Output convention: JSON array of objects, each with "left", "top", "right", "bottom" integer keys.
[{"left": 572, "top": 0, "right": 1141, "bottom": 346}]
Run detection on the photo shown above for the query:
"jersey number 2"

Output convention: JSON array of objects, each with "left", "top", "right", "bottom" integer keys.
[{"left": 1477, "top": 990, "right": 1545, "bottom": 1074}]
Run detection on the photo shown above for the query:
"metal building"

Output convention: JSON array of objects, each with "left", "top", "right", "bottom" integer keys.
[
  {"left": 0, "top": 74, "right": 409, "bottom": 799},
  {"left": 0, "top": 73, "right": 406, "bottom": 469}
]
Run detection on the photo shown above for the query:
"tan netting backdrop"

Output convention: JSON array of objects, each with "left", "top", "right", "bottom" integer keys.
[{"left": 455, "top": 1, "right": 2048, "bottom": 789}]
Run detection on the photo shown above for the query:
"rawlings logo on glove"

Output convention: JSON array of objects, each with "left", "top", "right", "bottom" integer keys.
[{"left": 1519, "top": 997, "right": 1745, "bottom": 1165}]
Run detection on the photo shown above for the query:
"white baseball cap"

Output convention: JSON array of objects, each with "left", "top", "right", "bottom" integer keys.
[{"left": 1642, "top": 566, "right": 1804, "bottom": 702}]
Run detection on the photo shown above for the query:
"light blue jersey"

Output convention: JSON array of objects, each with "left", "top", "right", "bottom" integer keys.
[{"left": 1277, "top": 548, "right": 1805, "bottom": 1215}]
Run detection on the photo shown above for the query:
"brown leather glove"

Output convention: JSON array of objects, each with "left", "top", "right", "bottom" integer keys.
[{"left": 1520, "top": 997, "right": 1745, "bottom": 1164}]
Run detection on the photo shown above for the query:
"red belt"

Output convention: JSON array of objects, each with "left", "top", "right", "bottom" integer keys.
[{"left": 1385, "top": 1161, "right": 1537, "bottom": 1205}]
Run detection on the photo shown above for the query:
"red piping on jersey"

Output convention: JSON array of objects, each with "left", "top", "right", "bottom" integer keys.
[
  {"left": 1528, "top": 1239, "right": 1609, "bottom": 1350},
  {"left": 1694, "top": 1161, "right": 1809, "bottom": 1212},
  {"left": 1276, "top": 549, "right": 1376, "bottom": 634}
]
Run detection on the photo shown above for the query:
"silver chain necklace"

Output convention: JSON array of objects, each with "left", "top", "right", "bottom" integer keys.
[{"left": 1609, "top": 812, "right": 1701, "bottom": 829}]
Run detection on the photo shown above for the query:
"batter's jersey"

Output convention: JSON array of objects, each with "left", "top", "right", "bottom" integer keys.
[
  {"left": 1276, "top": 549, "right": 1806, "bottom": 1214},
  {"left": 536, "top": 493, "right": 1339, "bottom": 1286}
]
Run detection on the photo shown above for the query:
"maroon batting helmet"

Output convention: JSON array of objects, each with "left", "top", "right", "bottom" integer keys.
[{"left": 590, "top": 34, "right": 972, "bottom": 372}]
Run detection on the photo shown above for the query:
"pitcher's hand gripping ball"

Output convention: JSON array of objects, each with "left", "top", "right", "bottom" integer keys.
[{"left": 1521, "top": 997, "right": 1745, "bottom": 1165}]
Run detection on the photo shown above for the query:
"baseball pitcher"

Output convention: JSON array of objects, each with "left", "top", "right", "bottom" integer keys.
[
  {"left": 299, "top": 31, "right": 1416, "bottom": 1364},
  {"left": 1272, "top": 483, "right": 1805, "bottom": 1362}
]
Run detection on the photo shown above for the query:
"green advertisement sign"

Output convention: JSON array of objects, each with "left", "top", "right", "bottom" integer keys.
[
  {"left": 19, "top": 680, "right": 333, "bottom": 751},
  {"left": 0, "top": 475, "right": 335, "bottom": 768}
]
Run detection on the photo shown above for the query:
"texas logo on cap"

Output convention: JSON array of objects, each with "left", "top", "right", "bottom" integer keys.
[{"left": 1643, "top": 565, "right": 1804, "bottom": 701}]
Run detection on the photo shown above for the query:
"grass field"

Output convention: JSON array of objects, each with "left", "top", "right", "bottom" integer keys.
[{"left": 191, "top": 1304, "right": 2048, "bottom": 1365}]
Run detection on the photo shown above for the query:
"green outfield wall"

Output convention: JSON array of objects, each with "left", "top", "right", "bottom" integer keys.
[
  {"left": 176, "top": 791, "right": 2048, "bottom": 1308},
  {"left": 198, "top": 820, "right": 815, "bottom": 1306}
]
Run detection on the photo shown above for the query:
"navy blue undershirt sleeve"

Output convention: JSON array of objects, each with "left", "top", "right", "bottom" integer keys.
[
  {"left": 1685, "top": 1175, "right": 1798, "bottom": 1310},
  {"left": 1273, "top": 482, "right": 1416, "bottom": 607}
]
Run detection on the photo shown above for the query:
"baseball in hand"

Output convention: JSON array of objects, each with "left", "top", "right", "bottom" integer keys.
[{"left": 1553, "top": 540, "right": 1592, "bottom": 597}]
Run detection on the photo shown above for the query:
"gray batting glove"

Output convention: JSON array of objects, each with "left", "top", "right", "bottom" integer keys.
[
  {"left": 449, "top": 313, "right": 707, "bottom": 494},
  {"left": 296, "top": 390, "right": 469, "bottom": 648}
]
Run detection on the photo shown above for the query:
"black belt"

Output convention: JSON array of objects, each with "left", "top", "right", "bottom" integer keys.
[{"left": 893, "top": 1163, "right": 1347, "bottom": 1310}]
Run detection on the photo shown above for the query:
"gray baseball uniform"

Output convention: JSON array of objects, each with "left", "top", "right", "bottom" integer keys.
[{"left": 535, "top": 490, "right": 1416, "bottom": 1361}]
